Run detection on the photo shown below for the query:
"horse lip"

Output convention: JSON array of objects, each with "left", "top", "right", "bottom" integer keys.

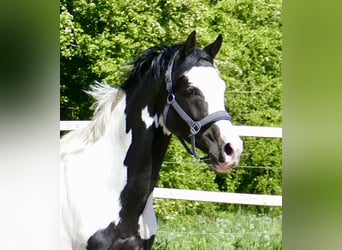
[{"left": 214, "top": 161, "right": 236, "bottom": 173}]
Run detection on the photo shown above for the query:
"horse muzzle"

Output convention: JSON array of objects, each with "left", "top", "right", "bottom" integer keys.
[{"left": 206, "top": 126, "right": 243, "bottom": 173}]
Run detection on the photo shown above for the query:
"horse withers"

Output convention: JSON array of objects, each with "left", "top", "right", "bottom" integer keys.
[{"left": 60, "top": 31, "right": 243, "bottom": 250}]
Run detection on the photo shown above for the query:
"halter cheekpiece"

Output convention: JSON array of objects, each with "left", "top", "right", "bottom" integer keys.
[{"left": 162, "top": 51, "right": 232, "bottom": 160}]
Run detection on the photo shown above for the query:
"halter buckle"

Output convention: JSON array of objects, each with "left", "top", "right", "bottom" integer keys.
[{"left": 190, "top": 122, "right": 201, "bottom": 135}]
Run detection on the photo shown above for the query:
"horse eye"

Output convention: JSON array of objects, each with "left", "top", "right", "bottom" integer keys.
[{"left": 186, "top": 87, "right": 196, "bottom": 96}]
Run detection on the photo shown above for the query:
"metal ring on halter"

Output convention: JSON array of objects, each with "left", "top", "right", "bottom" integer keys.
[{"left": 167, "top": 94, "right": 175, "bottom": 104}]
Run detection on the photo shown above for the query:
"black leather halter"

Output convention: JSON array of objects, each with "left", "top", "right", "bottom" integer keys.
[{"left": 162, "top": 51, "right": 232, "bottom": 160}]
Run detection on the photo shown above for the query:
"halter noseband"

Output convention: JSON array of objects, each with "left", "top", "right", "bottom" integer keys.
[{"left": 162, "top": 51, "right": 232, "bottom": 160}]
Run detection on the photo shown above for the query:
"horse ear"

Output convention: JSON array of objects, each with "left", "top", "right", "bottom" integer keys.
[
  {"left": 204, "top": 34, "right": 223, "bottom": 59},
  {"left": 180, "top": 30, "right": 197, "bottom": 59}
]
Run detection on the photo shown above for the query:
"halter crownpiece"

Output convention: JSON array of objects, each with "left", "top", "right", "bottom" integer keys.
[{"left": 162, "top": 51, "right": 232, "bottom": 160}]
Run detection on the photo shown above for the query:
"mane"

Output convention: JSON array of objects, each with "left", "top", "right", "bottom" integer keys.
[
  {"left": 61, "top": 43, "right": 185, "bottom": 155},
  {"left": 60, "top": 82, "right": 125, "bottom": 155},
  {"left": 121, "top": 43, "right": 183, "bottom": 92}
]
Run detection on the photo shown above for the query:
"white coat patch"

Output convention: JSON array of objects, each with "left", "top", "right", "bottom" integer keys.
[
  {"left": 141, "top": 106, "right": 154, "bottom": 128},
  {"left": 138, "top": 193, "right": 157, "bottom": 239},
  {"left": 60, "top": 93, "right": 132, "bottom": 249}
]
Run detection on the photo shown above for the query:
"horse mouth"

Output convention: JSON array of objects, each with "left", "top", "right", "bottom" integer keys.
[
  {"left": 214, "top": 161, "right": 237, "bottom": 173},
  {"left": 208, "top": 148, "right": 240, "bottom": 173}
]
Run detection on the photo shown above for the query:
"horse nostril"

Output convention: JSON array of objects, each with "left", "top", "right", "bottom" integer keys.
[{"left": 224, "top": 143, "right": 234, "bottom": 156}]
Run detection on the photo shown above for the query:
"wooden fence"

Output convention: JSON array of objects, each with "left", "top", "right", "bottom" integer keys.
[{"left": 60, "top": 121, "right": 282, "bottom": 206}]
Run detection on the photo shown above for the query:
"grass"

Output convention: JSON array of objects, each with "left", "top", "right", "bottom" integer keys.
[{"left": 153, "top": 208, "right": 282, "bottom": 250}]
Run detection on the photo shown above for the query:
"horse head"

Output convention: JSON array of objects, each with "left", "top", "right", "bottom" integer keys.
[{"left": 162, "top": 31, "right": 243, "bottom": 173}]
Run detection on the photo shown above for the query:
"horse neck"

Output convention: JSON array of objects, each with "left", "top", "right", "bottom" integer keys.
[
  {"left": 122, "top": 73, "right": 171, "bottom": 191},
  {"left": 111, "top": 75, "right": 171, "bottom": 238}
]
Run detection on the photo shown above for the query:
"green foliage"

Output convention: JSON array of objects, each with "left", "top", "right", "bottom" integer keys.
[
  {"left": 215, "top": 137, "right": 282, "bottom": 195},
  {"left": 60, "top": 0, "right": 282, "bottom": 218},
  {"left": 159, "top": 138, "right": 218, "bottom": 191},
  {"left": 153, "top": 209, "right": 282, "bottom": 249}
]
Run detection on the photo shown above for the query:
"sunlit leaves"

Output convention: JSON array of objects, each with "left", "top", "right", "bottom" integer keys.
[{"left": 60, "top": 0, "right": 282, "bottom": 210}]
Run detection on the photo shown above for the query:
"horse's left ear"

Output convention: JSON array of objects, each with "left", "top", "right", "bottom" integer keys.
[
  {"left": 180, "top": 30, "right": 197, "bottom": 60},
  {"left": 204, "top": 34, "right": 223, "bottom": 59}
]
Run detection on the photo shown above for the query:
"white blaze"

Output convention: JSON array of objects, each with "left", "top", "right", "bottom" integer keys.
[
  {"left": 185, "top": 66, "right": 226, "bottom": 115},
  {"left": 185, "top": 66, "right": 243, "bottom": 162}
]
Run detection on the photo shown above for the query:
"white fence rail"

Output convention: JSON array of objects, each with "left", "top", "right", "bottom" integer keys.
[
  {"left": 60, "top": 121, "right": 282, "bottom": 206},
  {"left": 60, "top": 121, "right": 282, "bottom": 138},
  {"left": 153, "top": 188, "right": 282, "bottom": 206}
]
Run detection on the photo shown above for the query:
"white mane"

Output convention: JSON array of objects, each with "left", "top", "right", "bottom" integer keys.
[{"left": 60, "top": 82, "right": 125, "bottom": 155}]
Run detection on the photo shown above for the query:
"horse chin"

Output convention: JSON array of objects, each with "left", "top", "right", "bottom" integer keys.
[
  {"left": 213, "top": 161, "right": 236, "bottom": 173},
  {"left": 206, "top": 147, "right": 236, "bottom": 173}
]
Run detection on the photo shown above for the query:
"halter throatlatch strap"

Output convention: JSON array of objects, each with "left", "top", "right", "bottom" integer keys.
[{"left": 162, "top": 51, "right": 232, "bottom": 160}]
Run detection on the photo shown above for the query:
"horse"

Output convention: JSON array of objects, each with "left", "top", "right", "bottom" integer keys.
[{"left": 60, "top": 31, "right": 243, "bottom": 250}]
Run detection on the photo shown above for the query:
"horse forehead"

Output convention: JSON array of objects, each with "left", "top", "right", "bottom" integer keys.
[
  {"left": 184, "top": 66, "right": 226, "bottom": 111},
  {"left": 184, "top": 66, "right": 225, "bottom": 93}
]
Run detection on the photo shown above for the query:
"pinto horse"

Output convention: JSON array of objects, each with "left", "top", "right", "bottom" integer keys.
[{"left": 60, "top": 31, "right": 243, "bottom": 250}]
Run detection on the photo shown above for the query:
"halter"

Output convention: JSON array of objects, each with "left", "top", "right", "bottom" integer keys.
[{"left": 162, "top": 51, "right": 232, "bottom": 160}]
